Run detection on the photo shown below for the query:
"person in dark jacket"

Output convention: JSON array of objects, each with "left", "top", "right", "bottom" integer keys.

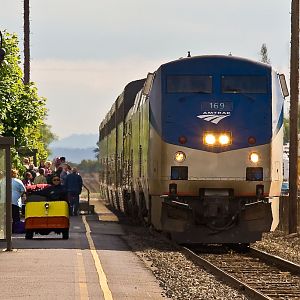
[
  {"left": 33, "top": 175, "right": 67, "bottom": 201},
  {"left": 65, "top": 167, "right": 83, "bottom": 216}
]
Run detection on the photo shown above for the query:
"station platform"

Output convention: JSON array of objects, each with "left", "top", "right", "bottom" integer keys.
[{"left": 0, "top": 199, "right": 165, "bottom": 300}]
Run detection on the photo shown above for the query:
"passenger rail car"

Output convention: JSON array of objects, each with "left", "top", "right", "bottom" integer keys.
[{"left": 99, "top": 55, "right": 288, "bottom": 244}]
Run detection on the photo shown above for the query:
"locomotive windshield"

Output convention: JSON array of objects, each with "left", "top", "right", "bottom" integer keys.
[
  {"left": 167, "top": 75, "right": 212, "bottom": 93},
  {"left": 222, "top": 76, "right": 267, "bottom": 94}
]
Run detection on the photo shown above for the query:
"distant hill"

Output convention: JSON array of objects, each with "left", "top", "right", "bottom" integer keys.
[
  {"left": 49, "top": 147, "right": 96, "bottom": 164},
  {"left": 49, "top": 134, "right": 98, "bottom": 163},
  {"left": 50, "top": 133, "right": 98, "bottom": 149}
]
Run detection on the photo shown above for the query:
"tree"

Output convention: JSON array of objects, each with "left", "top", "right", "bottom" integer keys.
[
  {"left": 282, "top": 106, "right": 300, "bottom": 144},
  {"left": 283, "top": 117, "right": 290, "bottom": 144},
  {"left": 75, "top": 159, "right": 99, "bottom": 173},
  {"left": 260, "top": 43, "right": 271, "bottom": 64},
  {"left": 38, "top": 124, "right": 58, "bottom": 156},
  {"left": 0, "top": 31, "right": 53, "bottom": 167}
]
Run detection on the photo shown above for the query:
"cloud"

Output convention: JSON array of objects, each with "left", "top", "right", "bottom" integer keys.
[{"left": 2, "top": 0, "right": 291, "bottom": 139}]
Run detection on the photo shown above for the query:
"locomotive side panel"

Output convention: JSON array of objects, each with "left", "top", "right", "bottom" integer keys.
[
  {"left": 99, "top": 117, "right": 109, "bottom": 200},
  {"left": 148, "top": 71, "right": 164, "bottom": 228},
  {"left": 98, "top": 123, "right": 105, "bottom": 199},
  {"left": 107, "top": 113, "right": 117, "bottom": 208},
  {"left": 99, "top": 79, "right": 146, "bottom": 214},
  {"left": 148, "top": 70, "right": 163, "bottom": 195},
  {"left": 116, "top": 95, "right": 124, "bottom": 211},
  {"left": 268, "top": 71, "right": 285, "bottom": 230}
]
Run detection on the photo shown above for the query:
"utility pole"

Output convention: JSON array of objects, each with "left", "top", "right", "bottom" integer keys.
[
  {"left": 24, "top": 0, "right": 30, "bottom": 85},
  {"left": 289, "top": 0, "right": 299, "bottom": 234}
]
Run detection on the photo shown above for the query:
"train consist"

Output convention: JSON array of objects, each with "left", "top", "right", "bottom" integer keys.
[{"left": 99, "top": 55, "right": 288, "bottom": 244}]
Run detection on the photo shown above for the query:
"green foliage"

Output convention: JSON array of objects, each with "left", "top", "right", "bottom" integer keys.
[
  {"left": 283, "top": 109, "right": 300, "bottom": 144},
  {"left": 283, "top": 117, "right": 290, "bottom": 144},
  {"left": 10, "top": 148, "right": 25, "bottom": 174},
  {"left": 74, "top": 159, "right": 99, "bottom": 173},
  {"left": 0, "top": 31, "right": 55, "bottom": 169},
  {"left": 260, "top": 43, "right": 271, "bottom": 64},
  {"left": 38, "top": 124, "right": 58, "bottom": 158}
]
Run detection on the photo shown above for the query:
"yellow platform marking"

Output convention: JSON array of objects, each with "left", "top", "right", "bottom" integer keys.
[
  {"left": 76, "top": 251, "right": 89, "bottom": 300},
  {"left": 82, "top": 215, "right": 113, "bottom": 300}
]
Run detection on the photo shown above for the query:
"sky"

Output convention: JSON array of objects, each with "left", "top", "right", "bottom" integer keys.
[{"left": 0, "top": 0, "right": 292, "bottom": 138}]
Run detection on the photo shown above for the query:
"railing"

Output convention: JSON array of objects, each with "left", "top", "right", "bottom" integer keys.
[{"left": 79, "top": 184, "right": 94, "bottom": 214}]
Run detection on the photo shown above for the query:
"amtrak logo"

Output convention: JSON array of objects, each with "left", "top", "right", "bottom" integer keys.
[{"left": 197, "top": 112, "right": 231, "bottom": 124}]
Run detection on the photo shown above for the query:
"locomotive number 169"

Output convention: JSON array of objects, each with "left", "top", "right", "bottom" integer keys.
[{"left": 201, "top": 101, "right": 233, "bottom": 111}]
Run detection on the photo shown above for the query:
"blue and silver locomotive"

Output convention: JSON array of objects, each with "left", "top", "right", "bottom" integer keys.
[{"left": 99, "top": 55, "right": 288, "bottom": 244}]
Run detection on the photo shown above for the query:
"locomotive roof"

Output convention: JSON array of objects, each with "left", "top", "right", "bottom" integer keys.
[
  {"left": 100, "top": 55, "right": 273, "bottom": 127},
  {"left": 159, "top": 54, "right": 272, "bottom": 70},
  {"left": 101, "top": 78, "right": 146, "bottom": 126}
]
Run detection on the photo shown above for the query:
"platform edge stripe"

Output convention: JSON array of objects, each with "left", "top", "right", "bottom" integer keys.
[{"left": 82, "top": 215, "right": 114, "bottom": 300}]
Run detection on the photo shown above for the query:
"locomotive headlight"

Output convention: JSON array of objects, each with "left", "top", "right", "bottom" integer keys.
[
  {"left": 219, "top": 134, "right": 230, "bottom": 145},
  {"left": 250, "top": 152, "right": 260, "bottom": 163},
  {"left": 174, "top": 151, "right": 186, "bottom": 162},
  {"left": 204, "top": 133, "right": 216, "bottom": 145}
]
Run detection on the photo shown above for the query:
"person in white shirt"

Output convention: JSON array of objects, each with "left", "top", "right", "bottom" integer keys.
[{"left": 11, "top": 169, "right": 26, "bottom": 227}]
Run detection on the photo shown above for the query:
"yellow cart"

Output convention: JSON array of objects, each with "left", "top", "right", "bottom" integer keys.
[{"left": 25, "top": 195, "right": 69, "bottom": 239}]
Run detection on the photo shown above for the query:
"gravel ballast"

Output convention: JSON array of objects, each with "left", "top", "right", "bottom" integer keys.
[
  {"left": 122, "top": 226, "right": 249, "bottom": 300},
  {"left": 254, "top": 230, "right": 300, "bottom": 265}
]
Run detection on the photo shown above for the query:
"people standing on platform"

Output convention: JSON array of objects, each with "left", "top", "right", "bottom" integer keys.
[
  {"left": 65, "top": 168, "right": 83, "bottom": 216},
  {"left": 22, "top": 171, "right": 33, "bottom": 187},
  {"left": 59, "top": 157, "right": 66, "bottom": 165},
  {"left": 11, "top": 169, "right": 26, "bottom": 230},
  {"left": 52, "top": 156, "right": 66, "bottom": 172},
  {"left": 52, "top": 157, "right": 60, "bottom": 172},
  {"left": 44, "top": 160, "right": 52, "bottom": 176},
  {"left": 23, "top": 157, "right": 30, "bottom": 171},
  {"left": 28, "top": 163, "right": 37, "bottom": 181},
  {"left": 33, "top": 168, "right": 47, "bottom": 184},
  {"left": 44, "top": 160, "right": 53, "bottom": 183},
  {"left": 38, "top": 160, "right": 46, "bottom": 169},
  {"left": 60, "top": 163, "right": 71, "bottom": 185}
]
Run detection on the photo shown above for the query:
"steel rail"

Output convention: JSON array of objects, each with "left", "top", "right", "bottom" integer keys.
[
  {"left": 181, "top": 247, "right": 272, "bottom": 300},
  {"left": 249, "top": 247, "right": 300, "bottom": 275}
]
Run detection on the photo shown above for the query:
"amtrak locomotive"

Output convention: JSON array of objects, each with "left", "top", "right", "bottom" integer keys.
[{"left": 99, "top": 55, "right": 288, "bottom": 244}]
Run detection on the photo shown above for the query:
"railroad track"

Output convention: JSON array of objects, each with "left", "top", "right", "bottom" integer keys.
[{"left": 182, "top": 246, "right": 300, "bottom": 300}]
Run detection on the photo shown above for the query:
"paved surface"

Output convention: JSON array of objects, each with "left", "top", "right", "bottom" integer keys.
[{"left": 0, "top": 199, "right": 165, "bottom": 300}]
